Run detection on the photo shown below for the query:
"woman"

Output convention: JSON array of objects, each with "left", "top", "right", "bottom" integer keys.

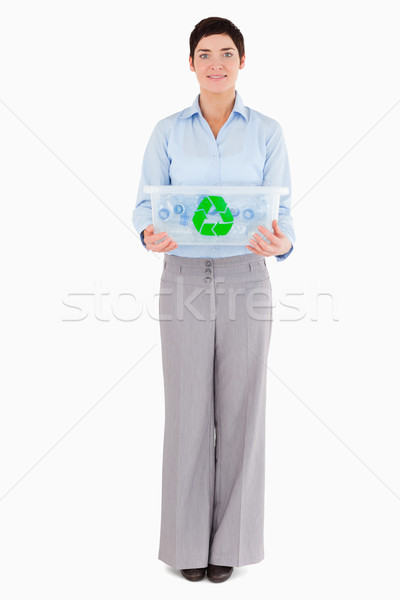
[{"left": 132, "top": 17, "right": 295, "bottom": 583}]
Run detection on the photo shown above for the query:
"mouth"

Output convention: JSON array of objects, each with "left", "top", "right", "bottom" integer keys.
[{"left": 207, "top": 75, "right": 227, "bottom": 80}]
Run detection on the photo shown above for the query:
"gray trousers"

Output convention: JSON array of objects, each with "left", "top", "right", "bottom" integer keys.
[{"left": 158, "top": 253, "right": 273, "bottom": 569}]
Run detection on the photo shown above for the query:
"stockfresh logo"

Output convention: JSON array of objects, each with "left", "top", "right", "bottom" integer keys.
[{"left": 192, "top": 195, "right": 234, "bottom": 236}]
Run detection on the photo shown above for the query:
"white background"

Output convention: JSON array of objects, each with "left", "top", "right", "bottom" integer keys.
[{"left": 0, "top": 0, "right": 399, "bottom": 597}]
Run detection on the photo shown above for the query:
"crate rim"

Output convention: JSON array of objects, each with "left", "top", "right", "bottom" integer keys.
[{"left": 144, "top": 185, "right": 289, "bottom": 195}]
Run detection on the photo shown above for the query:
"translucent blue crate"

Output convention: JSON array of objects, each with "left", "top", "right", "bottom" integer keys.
[{"left": 144, "top": 185, "right": 289, "bottom": 245}]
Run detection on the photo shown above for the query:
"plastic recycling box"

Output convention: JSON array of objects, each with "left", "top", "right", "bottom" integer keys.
[{"left": 144, "top": 185, "right": 289, "bottom": 246}]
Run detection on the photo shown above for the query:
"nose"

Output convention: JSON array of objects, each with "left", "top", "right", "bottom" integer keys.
[{"left": 209, "top": 57, "right": 223, "bottom": 69}]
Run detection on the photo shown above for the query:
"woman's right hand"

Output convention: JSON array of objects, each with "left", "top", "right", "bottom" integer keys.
[{"left": 143, "top": 225, "right": 178, "bottom": 252}]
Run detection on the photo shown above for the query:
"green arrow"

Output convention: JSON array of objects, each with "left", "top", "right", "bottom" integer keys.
[
  {"left": 197, "top": 197, "right": 212, "bottom": 213},
  {"left": 192, "top": 208, "right": 207, "bottom": 231},
  {"left": 201, "top": 222, "right": 217, "bottom": 236},
  {"left": 219, "top": 207, "right": 234, "bottom": 223},
  {"left": 192, "top": 195, "right": 235, "bottom": 237},
  {"left": 208, "top": 195, "right": 227, "bottom": 212},
  {"left": 213, "top": 222, "right": 233, "bottom": 235}
]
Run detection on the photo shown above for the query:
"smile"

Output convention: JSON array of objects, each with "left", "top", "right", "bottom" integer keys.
[{"left": 207, "top": 75, "right": 227, "bottom": 79}]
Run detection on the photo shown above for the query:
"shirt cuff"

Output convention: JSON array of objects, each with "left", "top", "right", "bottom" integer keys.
[
  {"left": 275, "top": 243, "right": 294, "bottom": 262},
  {"left": 140, "top": 228, "right": 150, "bottom": 251}
]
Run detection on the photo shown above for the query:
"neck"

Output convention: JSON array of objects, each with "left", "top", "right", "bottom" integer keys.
[{"left": 198, "top": 88, "right": 236, "bottom": 123}]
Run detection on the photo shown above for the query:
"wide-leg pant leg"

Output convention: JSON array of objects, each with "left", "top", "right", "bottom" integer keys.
[
  {"left": 158, "top": 274, "right": 216, "bottom": 570},
  {"left": 208, "top": 271, "right": 273, "bottom": 567},
  {"left": 157, "top": 254, "right": 273, "bottom": 570}
]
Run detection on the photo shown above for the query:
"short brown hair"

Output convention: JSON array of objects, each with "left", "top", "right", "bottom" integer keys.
[{"left": 189, "top": 17, "right": 245, "bottom": 63}]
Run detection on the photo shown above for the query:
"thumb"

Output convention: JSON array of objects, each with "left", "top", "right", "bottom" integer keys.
[
  {"left": 272, "top": 219, "right": 282, "bottom": 235},
  {"left": 146, "top": 225, "right": 153, "bottom": 232}
]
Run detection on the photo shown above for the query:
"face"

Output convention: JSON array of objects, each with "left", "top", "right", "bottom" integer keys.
[{"left": 189, "top": 33, "right": 245, "bottom": 94}]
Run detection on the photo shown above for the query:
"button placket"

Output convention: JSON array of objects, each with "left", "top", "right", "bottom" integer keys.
[{"left": 204, "top": 259, "right": 212, "bottom": 283}]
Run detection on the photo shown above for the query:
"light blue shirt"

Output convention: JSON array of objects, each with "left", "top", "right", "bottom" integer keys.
[{"left": 132, "top": 90, "right": 295, "bottom": 261}]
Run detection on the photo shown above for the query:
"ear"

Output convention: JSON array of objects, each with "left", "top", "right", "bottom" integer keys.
[
  {"left": 239, "top": 54, "right": 246, "bottom": 70},
  {"left": 189, "top": 55, "right": 195, "bottom": 72}
]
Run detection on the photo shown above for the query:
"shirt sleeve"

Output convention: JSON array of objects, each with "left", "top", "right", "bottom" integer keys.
[
  {"left": 262, "top": 122, "right": 296, "bottom": 262},
  {"left": 132, "top": 119, "right": 171, "bottom": 251}
]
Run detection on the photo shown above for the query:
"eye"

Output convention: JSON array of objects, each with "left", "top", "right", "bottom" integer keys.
[
  {"left": 199, "top": 53, "right": 209, "bottom": 59},
  {"left": 223, "top": 52, "right": 233, "bottom": 57}
]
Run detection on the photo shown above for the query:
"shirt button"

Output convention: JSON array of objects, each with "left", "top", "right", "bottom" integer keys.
[
  {"left": 205, "top": 268, "right": 211, "bottom": 274},
  {"left": 204, "top": 277, "right": 212, "bottom": 283},
  {"left": 205, "top": 260, "right": 212, "bottom": 266}
]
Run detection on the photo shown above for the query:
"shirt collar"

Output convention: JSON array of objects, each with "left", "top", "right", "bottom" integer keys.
[{"left": 179, "top": 90, "right": 248, "bottom": 122}]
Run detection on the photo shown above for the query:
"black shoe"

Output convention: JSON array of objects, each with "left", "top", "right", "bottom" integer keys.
[
  {"left": 180, "top": 567, "right": 206, "bottom": 581},
  {"left": 207, "top": 563, "right": 234, "bottom": 583}
]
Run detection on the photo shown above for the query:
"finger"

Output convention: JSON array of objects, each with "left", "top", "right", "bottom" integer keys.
[
  {"left": 145, "top": 231, "right": 168, "bottom": 244},
  {"left": 150, "top": 231, "right": 168, "bottom": 242},
  {"left": 257, "top": 225, "right": 278, "bottom": 243},
  {"left": 156, "top": 237, "right": 178, "bottom": 252},
  {"left": 163, "top": 240, "right": 178, "bottom": 252},
  {"left": 160, "top": 234, "right": 178, "bottom": 247},
  {"left": 144, "top": 228, "right": 165, "bottom": 245},
  {"left": 247, "top": 239, "right": 264, "bottom": 255},
  {"left": 253, "top": 233, "right": 276, "bottom": 252},
  {"left": 146, "top": 234, "right": 168, "bottom": 248},
  {"left": 249, "top": 236, "right": 274, "bottom": 256},
  {"left": 152, "top": 236, "right": 174, "bottom": 252},
  {"left": 272, "top": 219, "right": 282, "bottom": 234}
]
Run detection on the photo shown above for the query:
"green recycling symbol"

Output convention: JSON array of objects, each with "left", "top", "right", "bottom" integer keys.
[{"left": 192, "top": 196, "right": 234, "bottom": 236}]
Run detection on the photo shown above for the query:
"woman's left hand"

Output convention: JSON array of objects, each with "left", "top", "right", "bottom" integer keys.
[{"left": 246, "top": 220, "right": 292, "bottom": 257}]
